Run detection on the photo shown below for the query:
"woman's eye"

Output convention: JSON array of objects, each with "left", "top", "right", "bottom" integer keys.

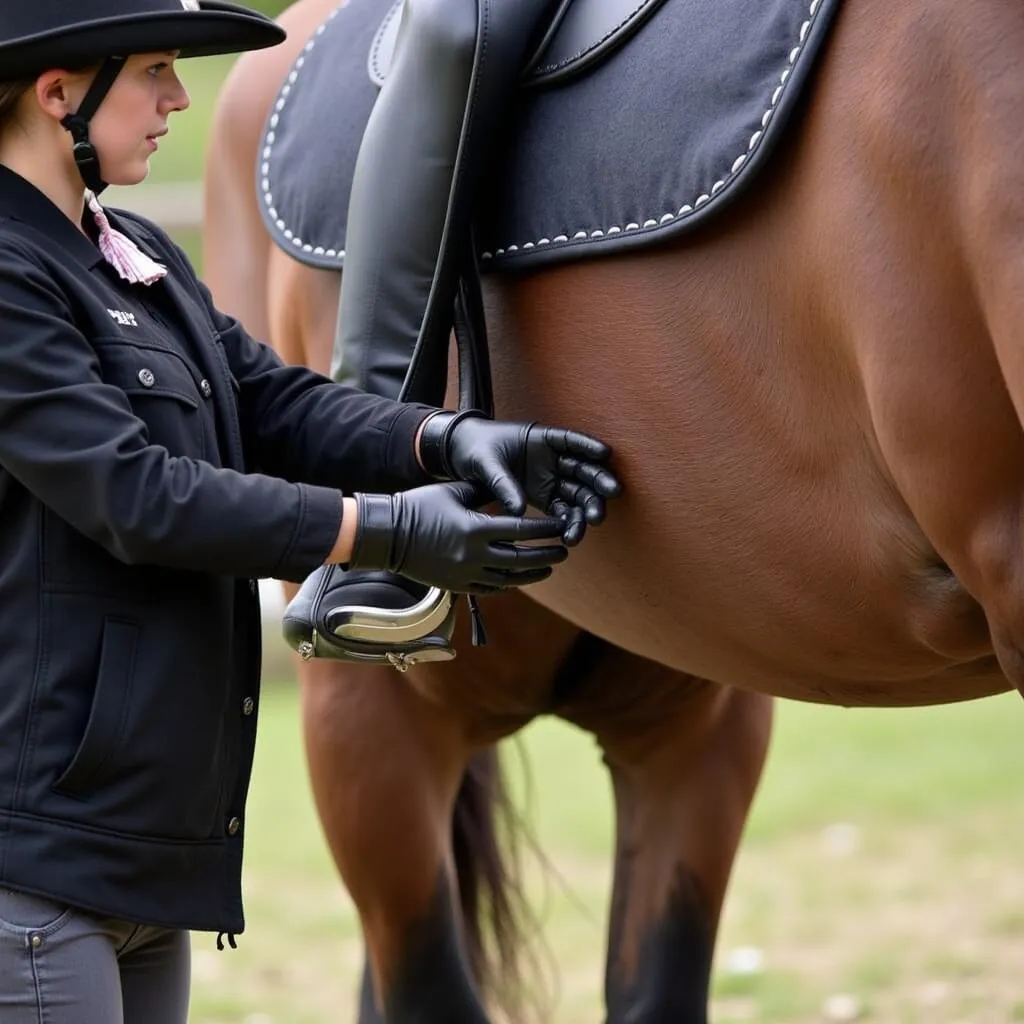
[{"left": 148, "top": 63, "right": 169, "bottom": 77}]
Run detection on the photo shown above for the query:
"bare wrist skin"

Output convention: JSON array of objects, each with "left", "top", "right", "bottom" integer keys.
[
  {"left": 326, "top": 496, "right": 358, "bottom": 564},
  {"left": 414, "top": 413, "right": 434, "bottom": 474}
]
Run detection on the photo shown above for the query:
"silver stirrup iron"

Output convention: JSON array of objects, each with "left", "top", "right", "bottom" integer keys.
[{"left": 296, "top": 586, "right": 456, "bottom": 670}]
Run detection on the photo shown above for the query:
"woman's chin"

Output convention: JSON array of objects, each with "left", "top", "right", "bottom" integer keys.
[{"left": 105, "top": 162, "right": 151, "bottom": 188}]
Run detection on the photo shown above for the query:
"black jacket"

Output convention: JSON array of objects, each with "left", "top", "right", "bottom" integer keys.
[{"left": 0, "top": 166, "right": 433, "bottom": 933}]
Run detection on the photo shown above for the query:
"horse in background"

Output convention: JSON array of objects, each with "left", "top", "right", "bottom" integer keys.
[{"left": 202, "top": 0, "right": 1024, "bottom": 1019}]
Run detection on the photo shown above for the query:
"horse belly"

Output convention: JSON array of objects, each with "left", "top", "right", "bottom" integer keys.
[
  {"left": 482, "top": 267, "right": 1007, "bottom": 709},
  {"left": 524, "top": 529, "right": 1006, "bottom": 708}
]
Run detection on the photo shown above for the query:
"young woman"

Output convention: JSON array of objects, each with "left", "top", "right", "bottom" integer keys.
[{"left": 0, "top": 2, "right": 619, "bottom": 1019}]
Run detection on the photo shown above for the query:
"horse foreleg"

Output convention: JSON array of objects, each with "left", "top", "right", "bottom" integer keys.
[
  {"left": 565, "top": 652, "right": 772, "bottom": 1023},
  {"left": 300, "top": 657, "right": 514, "bottom": 1024}
]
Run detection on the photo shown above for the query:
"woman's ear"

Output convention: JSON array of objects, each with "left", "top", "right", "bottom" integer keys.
[{"left": 33, "top": 70, "right": 80, "bottom": 123}]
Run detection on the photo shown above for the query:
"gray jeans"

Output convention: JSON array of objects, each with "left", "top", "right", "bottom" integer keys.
[{"left": 0, "top": 887, "right": 190, "bottom": 1024}]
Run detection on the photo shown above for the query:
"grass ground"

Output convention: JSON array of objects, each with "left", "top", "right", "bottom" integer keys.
[
  {"left": 188, "top": 652, "right": 1024, "bottom": 1024},
  {"left": 123, "top": 51, "right": 1024, "bottom": 1024}
]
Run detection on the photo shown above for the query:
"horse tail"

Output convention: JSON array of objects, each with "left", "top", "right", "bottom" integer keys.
[{"left": 452, "top": 746, "right": 545, "bottom": 1021}]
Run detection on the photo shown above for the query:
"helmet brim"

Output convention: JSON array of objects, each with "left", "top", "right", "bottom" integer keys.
[{"left": 0, "top": 1, "right": 285, "bottom": 80}]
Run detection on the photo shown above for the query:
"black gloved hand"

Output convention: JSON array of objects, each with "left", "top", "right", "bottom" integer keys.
[
  {"left": 418, "top": 411, "right": 622, "bottom": 546},
  {"left": 349, "top": 481, "right": 568, "bottom": 595}
]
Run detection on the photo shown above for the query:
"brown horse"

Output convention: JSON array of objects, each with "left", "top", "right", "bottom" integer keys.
[{"left": 202, "top": 0, "right": 1024, "bottom": 1019}]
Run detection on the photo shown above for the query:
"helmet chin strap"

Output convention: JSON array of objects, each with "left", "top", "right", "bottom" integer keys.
[{"left": 60, "top": 56, "right": 127, "bottom": 195}]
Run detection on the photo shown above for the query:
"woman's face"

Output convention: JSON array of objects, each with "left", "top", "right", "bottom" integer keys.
[{"left": 85, "top": 52, "right": 190, "bottom": 186}]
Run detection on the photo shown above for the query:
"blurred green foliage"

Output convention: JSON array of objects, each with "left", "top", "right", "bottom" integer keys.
[{"left": 238, "top": 0, "right": 293, "bottom": 15}]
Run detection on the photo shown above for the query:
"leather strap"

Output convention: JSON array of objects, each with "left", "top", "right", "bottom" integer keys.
[
  {"left": 369, "top": 0, "right": 669, "bottom": 91},
  {"left": 60, "top": 56, "right": 127, "bottom": 194}
]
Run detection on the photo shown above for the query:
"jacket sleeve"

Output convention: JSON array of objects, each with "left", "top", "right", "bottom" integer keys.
[
  {"left": 193, "top": 277, "right": 437, "bottom": 495},
  {"left": 0, "top": 246, "right": 342, "bottom": 582}
]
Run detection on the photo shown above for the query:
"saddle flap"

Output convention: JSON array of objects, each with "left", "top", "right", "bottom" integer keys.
[
  {"left": 523, "top": 0, "right": 668, "bottom": 88},
  {"left": 263, "top": 0, "right": 845, "bottom": 275},
  {"left": 369, "top": 0, "right": 668, "bottom": 90}
]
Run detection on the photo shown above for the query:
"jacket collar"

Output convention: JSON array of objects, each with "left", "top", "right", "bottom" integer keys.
[{"left": 0, "top": 164, "right": 105, "bottom": 271}]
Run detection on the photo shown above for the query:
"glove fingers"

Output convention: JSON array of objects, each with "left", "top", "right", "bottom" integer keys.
[
  {"left": 550, "top": 498, "right": 572, "bottom": 521},
  {"left": 477, "top": 455, "right": 528, "bottom": 515},
  {"left": 480, "top": 514, "right": 566, "bottom": 541},
  {"left": 533, "top": 425, "right": 611, "bottom": 461},
  {"left": 557, "top": 455, "right": 622, "bottom": 497},
  {"left": 490, "top": 542, "right": 569, "bottom": 570},
  {"left": 550, "top": 499, "right": 587, "bottom": 547},
  {"left": 479, "top": 566, "right": 555, "bottom": 589},
  {"left": 556, "top": 480, "right": 606, "bottom": 525},
  {"left": 462, "top": 582, "right": 505, "bottom": 596},
  {"left": 442, "top": 480, "right": 492, "bottom": 509},
  {"left": 504, "top": 566, "right": 556, "bottom": 587}
]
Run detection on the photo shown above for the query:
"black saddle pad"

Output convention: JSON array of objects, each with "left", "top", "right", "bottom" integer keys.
[{"left": 259, "top": 0, "right": 842, "bottom": 273}]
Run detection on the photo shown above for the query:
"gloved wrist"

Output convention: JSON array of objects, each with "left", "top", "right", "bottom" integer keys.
[
  {"left": 349, "top": 492, "right": 397, "bottom": 572},
  {"left": 417, "top": 409, "right": 487, "bottom": 479}
]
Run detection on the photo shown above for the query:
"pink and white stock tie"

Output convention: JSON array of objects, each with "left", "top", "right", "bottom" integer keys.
[{"left": 85, "top": 190, "right": 168, "bottom": 286}]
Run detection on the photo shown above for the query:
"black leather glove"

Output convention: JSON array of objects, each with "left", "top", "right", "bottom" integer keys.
[
  {"left": 418, "top": 411, "right": 622, "bottom": 546},
  {"left": 349, "top": 481, "right": 568, "bottom": 595}
]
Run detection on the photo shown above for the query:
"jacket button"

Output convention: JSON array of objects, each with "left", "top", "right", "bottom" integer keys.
[
  {"left": 200, "top": 379, "right": 212, "bottom": 398},
  {"left": 227, "top": 817, "right": 241, "bottom": 836},
  {"left": 137, "top": 368, "right": 155, "bottom": 388},
  {"left": 242, "top": 697, "right": 255, "bottom": 716}
]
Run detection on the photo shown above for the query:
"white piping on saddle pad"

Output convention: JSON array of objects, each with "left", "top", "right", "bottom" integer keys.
[
  {"left": 259, "top": 0, "right": 824, "bottom": 264},
  {"left": 260, "top": 2, "right": 348, "bottom": 262}
]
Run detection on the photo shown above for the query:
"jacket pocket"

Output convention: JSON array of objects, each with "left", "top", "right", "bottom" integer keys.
[
  {"left": 93, "top": 338, "right": 208, "bottom": 458},
  {"left": 52, "top": 618, "right": 139, "bottom": 796}
]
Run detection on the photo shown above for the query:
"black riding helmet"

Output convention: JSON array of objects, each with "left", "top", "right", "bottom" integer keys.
[{"left": 0, "top": 0, "right": 285, "bottom": 192}]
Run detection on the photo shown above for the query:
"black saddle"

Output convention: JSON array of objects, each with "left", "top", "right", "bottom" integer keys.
[
  {"left": 369, "top": 0, "right": 668, "bottom": 91},
  {"left": 259, "top": 0, "right": 842, "bottom": 275}
]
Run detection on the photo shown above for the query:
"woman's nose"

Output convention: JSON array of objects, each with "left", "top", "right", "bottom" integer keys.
[{"left": 165, "top": 74, "right": 191, "bottom": 114}]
